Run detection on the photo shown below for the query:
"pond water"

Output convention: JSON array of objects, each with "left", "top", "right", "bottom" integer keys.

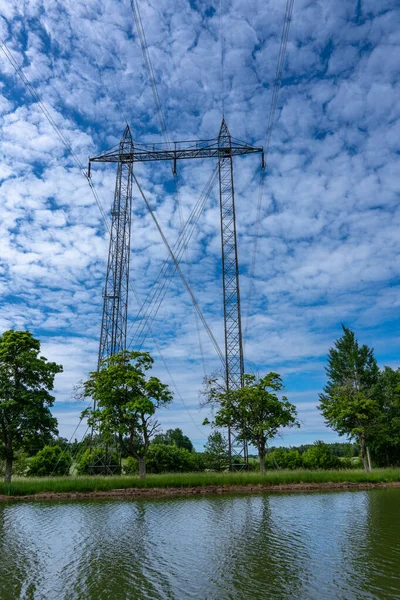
[{"left": 0, "top": 488, "right": 399, "bottom": 599}]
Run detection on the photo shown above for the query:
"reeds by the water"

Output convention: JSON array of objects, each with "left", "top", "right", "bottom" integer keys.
[{"left": 1, "top": 468, "right": 400, "bottom": 497}]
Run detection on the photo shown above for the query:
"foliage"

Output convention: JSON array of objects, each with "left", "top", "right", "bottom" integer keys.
[
  {"left": 76, "top": 448, "right": 121, "bottom": 476},
  {"left": 28, "top": 445, "right": 72, "bottom": 477},
  {"left": 272, "top": 448, "right": 304, "bottom": 470},
  {"left": 152, "top": 428, "right": 194, "bottom": 452},
  {"left": 372, "top": 367, "right": 400, "bottom": 466},
  {"left": 123, "top": 456, "right": 138, "bottom": 475},
  {"left": 13, "top": 452, "right": 30, "bottom": 476},
  {"left": 203, "top": 431, "right": 229, "bottom": 471},
  {"left": 302, "top": 441, "right": 342, "bottom": 470},
  {"left": 82, "top": 351, "right": 172, "bottom": 478},
  {"left": 0, "top": 330, "right": 63, "bottom": 482},
  {"left": 123, "top": 444, "right": 203, "bottom": 474},
  {"left": 206, "top": 373, "right": 299, "bottom": 474},
  {"left": 319, "top": 326, "right": 381, "bottom": 471}
]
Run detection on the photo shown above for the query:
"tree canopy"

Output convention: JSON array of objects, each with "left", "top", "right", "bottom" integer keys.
[
  {"left": 205, "top": 372, "right": 299, "bottom": 474},
  {"left": 319, "top": 325, "right": 380, "bottom": 471},
  {"left": 153, "top": 428, "right": 194, "bottom": 452},
  {"left": 0, "top": 330, "right": 63, "bottom": 482},
  {"left": 83, "top": 350, "right": 172, "bottom": 478}
]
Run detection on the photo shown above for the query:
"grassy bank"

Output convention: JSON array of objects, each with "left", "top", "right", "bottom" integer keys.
[{"left": 1, "top": 468, "right": 400, "bottom": 497}]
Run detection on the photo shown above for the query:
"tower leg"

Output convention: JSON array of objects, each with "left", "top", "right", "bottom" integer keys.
[
  {"left": 218, "top": 118, "right": 247, "bottom": 469},
  {"left": 98, "top": 125, "right": 134, "bottom": 367}
]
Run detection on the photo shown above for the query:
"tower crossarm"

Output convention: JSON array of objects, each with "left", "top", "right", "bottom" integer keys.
[{"left": 90, "top": 137, "right": 264, "bottom": 165}]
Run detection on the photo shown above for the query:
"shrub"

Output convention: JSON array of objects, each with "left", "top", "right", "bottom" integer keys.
[
  {"left": 123, "top": 445, "right": 203, "bottom": 475},
  {"left": 123, "top": 456, "right": 138, "bottom": 475},
  {"left": 203, "top": 431, "right": 229, "bottom": 471},
  {"left": 28, "top": 445, "right": 72, "bottom": 477},
  {"left": 145, "top": 444, "right": 203, "bottom": 474},
  {"left": 76, "top": 448, "right": 121, "bottom": 475},
  {"left": 302, "top": 441, "right": 342, "bottom": 470},
  {"left": 13, "top": 452, "right": 29, "bottom": 476},
  {"left": 272, "top": 448, "right": 304, "bottom": 470}
]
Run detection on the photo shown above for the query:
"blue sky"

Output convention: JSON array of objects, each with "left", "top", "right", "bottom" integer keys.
[{"left": 0, "top": 0, "right": 399, "bottom": 450}]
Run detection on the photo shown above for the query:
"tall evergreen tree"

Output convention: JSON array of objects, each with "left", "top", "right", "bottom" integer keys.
[{"left": 318, "top": 326, "right": 380, "bottom": 471}]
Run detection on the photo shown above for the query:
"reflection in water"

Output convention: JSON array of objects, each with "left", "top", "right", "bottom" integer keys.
[{"left": 0, "top": 489, "right": 399, "bottom": 599}]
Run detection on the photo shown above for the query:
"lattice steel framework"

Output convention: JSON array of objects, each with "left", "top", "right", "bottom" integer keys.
[
  {"left": 90, "top": 118, "right": 263, "bottom": 467},
  {"left": 97, "top": 124, "right": 134, "bottom": 367},
  {"left": 218, "top": 119, "right": 247, "bottom": 465}
]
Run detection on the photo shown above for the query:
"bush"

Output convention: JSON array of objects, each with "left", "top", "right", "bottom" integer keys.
[
  {"left": 203, "top": 431, "right": 229, "bottom": 471},
  {"left": 121, "top": 444, "right": 205, "bottom": 475},
  {"left": 302, "top": 441, "right": 342, "bottom": 470},
  {"left": 145, "top": 444, "right": 203, "bottom": 474},
  {"left": 272, "top": 448, "right": 304, "bottom": 470},
  {"left": 76, "top": 448, "right": 121, "bottom": 475},
  {"left": 28, "top": 445, "right": 72, "bottom": 477},
  {"left": 123, "top": 456, "right": 138, "bottom": 475},
  {"left": 13, "top": 452, "right": 29, "bottom": 476}
]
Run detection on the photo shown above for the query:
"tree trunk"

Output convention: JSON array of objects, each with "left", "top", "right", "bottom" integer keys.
[
  {"left": 258, "top": 446, "right": 266, "bottom": 475},
  {"left": 359, "top": 436, "right": 369, "bottom": 472},
  {"left": 138, "top": 456, "right": 146, "bottom": 479},
  {"left": 366, "top": 446, "right": 372, "bottom": 472},
  {"left": 4, "top": 452, "right": 13, "bottom": 483}
]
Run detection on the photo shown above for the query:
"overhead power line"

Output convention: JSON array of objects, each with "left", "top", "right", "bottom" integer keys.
[
  {"left": 129, "top": 0, "right": 207, "bottom": 373},
  {"left": 244, "top": 0, "right": 295, "bottom": 346},
  {"left": 0, "top": 37, "right": 110, "bottom": 234},
  {"left": 132, "top": 172, "right": 225, "bottom": 366},
  {"left": 127, "top": 167, "right": 218, "bottom": 351}
]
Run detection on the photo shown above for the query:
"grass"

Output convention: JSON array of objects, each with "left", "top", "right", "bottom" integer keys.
[{"left": 1, "top": 468, "right": 400, "bottom": 497}]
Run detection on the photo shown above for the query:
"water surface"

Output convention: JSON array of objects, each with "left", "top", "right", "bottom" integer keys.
[{"left": 0, "top": 488, "right": 399, "bottom": 599}]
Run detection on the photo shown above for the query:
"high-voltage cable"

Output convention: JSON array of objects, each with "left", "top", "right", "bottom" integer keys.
[
  {"left": 244, "top": 0, "right": 295, "bottom": 345},
  {"left": 127, "top": 168, "right": 218, "bottom": 351},
  {"left": 130, "top": 0, "right": 170, "bottom": 148},
  {"left": 0, "top": 37, "right": 110, "bottom": 234},
  {"left": 132, "top": 172, "right": 225, "bottom": 366}
]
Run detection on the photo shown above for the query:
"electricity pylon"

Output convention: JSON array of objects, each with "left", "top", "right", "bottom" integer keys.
[
  {"left": 97, "top": 124, "right": 134, "bottom": 367},
  {"left": 89, "top": 118, "right": 264, "bottom": 468}
]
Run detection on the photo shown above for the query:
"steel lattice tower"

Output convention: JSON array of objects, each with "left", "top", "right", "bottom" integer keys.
[
  {"left": 90, "top": 118, "right": 263, "bottom": 467},
  {"left": 97, "top": 124, "right": 134, "bottom": 367},
  {"left": 218, "top": 119, "right": 247, "bottom": 465}
]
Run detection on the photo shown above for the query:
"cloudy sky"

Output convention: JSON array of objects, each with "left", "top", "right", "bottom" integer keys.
[{"left": 0, "top": 0, "right": 399, "bottom": 450}]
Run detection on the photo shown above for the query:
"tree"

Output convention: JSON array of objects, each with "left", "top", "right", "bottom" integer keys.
[
  {"left": 0, "top": 330, "right": 63, "bottom": 482},
  {"left": 28, "top": 445, "right": 72, "bottom": 477},
  {"left": 153, "top": 428, "right": 194, "bottom": 452},
  {"left": 302, "top": 441, "right": 342, "bottom": 470},
  {"left": 207, "top": 373, "right": 299, "bottom": 475},
  {"left": 203, "top": 431, "right": 229, "bottom": 471},
  {"left": 83, "top": 351, "right": 173, "bottom": 478},
  {"left": 372, "top": 367, "right": 400, "bottom": 466},
  {"left": 318, "top": 326, "right": 380, "bottom": 472}
]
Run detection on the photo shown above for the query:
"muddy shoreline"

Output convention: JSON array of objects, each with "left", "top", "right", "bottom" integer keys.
[{"left": 1, "top": 480, "right": 400, "bottom": 502}]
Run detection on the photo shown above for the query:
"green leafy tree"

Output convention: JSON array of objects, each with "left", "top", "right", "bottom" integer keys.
[
  {"left": 318, "top": 326, "right": 380, "bottom": 472},
  {"left": 372, "top": 367, "right": 400, "bottom": 466},
  {"left": 203, "top": 431, "right": 229, "bottom": 471},
  {"left": 153, "top": 428, "right": 194, "bottom": 452},
  {"left": 83, "top": 351, "right": 172, "bottom": 478},
  {"left": 0, "top": 330, "right": 63, "bottom": 482},
  {"left": 302, "top": 441, "right": 342, "bottom": 470},
  {"left": 207, "top": 373, "right": 299, "bottom": 475},
  {"left": 28, "top": 445, "right": 72, "bottom": 477}
]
